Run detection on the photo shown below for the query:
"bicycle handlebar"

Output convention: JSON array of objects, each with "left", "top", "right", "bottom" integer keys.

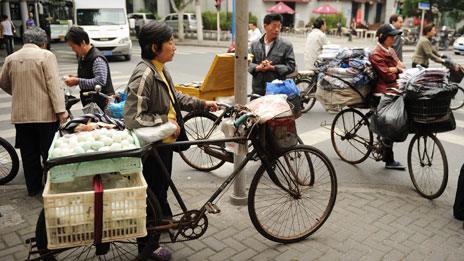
[{"left": 82, "top": 85, "right": 113, "bottom": 101}]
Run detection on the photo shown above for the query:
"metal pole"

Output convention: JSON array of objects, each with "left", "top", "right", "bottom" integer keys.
[
  {"left": 230, "top": 0, "right": 248, "bottom": 206},
  {"left": 216, "top": 10, "right": 221, "bottom": 42},
  {"left": 420, "top": 9, "right": 425, "bottom": 36}
]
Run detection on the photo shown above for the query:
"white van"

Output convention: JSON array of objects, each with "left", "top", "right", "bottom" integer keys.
[{"left": 74, "top": 0, "right": 132, "bottom": 60}]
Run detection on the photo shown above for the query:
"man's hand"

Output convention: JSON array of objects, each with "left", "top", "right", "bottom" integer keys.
[
  {"left": 256, "top": 63, "right": 266, "bottom": 72},
  {"left": 57, "top": 111, "right": 69, "bottom": 124},
  {"left": 204, "top": 101, "right": 219, "bottom": 112},
  {"left": 169, "top": 119, "right": 181, "bottom": 138},
  {"left": 64, "top": 76, "right": 79, "bottom": 87}
]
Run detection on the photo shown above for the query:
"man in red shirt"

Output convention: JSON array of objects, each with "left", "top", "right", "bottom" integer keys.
[{"left": 369, "top": 24, "right": 406, "bottom": 170}]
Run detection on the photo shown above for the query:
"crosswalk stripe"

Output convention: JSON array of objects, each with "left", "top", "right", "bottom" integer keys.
[{"left": 299, "top": 127, "right": 330, "bottom": 146}]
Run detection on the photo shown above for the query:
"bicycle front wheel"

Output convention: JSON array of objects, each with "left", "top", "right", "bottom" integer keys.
[
  {"left": 248, "top": 145, "right": 337, "bottom": 243},
  {"left": 180, "top": 111, "right": 226, "bottom": 171},
  {"left": 34, "top": 189, "right": 162, "bottom": 260},
  {"left": 450, "top": 86, "right": 464, "bottom": 110},
  {"left": 331, "top": 108, "right": 373, "bottom": 164},
  {"left": 295, "top": 78, "right": 317, "bottom": 113},
  {"left": 407, "top": 133, "right": 448, "bottom": 199},
  {"left": 0, "top": 137, "right": 19, "bottom": 185}
]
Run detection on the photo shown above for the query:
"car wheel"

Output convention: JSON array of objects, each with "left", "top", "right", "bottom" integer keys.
[
  {"left": 456, "top": 52, "right": 460, "bottom": 55},
  {"left": 124, "top": 55, "right": 131, "bottom": 61}
]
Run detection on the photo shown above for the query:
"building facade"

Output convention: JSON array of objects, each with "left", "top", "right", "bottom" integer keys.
[{"left": 140, "top": 0, "right": 397, "bottom": 29}]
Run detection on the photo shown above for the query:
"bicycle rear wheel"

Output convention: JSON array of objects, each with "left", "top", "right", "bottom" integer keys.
[
  {"left": 34, "top": 189, "right": 162, "bottom": 260},
  {"left": 0, "top": 137, "right": 19, "bottom": 185},
  {"left": 180, "top": 111, "right": 226, "bottom": 171},
  {"left": 248, "top": 145, "right": 337, "bottom": 243},
  {"left": 450, "top": 86, "right": 464, "bottom": 110},
  {"left": 407, "top": 133, "right": 448, "bottom": 199},
  {"left": 331, "top": 108, "right": 373, "bottom": 164},
  {"left": 295, "top": 78, "right": 316, "bottom": 113}
]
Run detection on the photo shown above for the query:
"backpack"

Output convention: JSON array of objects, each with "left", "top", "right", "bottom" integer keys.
[{"left": 453, "top": 163, "right": 464, "bottom": 220}]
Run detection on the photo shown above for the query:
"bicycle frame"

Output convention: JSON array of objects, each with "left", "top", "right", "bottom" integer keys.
[{"left": 44, "top": 129, "right": 281, "bottom": 242}]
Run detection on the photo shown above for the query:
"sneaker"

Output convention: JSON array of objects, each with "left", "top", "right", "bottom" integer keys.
[
  {"left": 151, "top": 246, "right": 172, "bottom": 261},
  {"left": 385, "top": 161, "right": 406, "bottom": 170}
]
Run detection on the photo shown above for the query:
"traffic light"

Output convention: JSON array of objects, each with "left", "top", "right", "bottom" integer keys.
[{"left": 215, "top": 0, "right": 221, "bottom": 10}]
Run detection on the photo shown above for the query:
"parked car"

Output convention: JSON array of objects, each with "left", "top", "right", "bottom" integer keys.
[
  {"left": 454, "top": 36, "right": 464, "bottom": 55},
  {"left": 162, "top": 13, "right": 198, "bottom": 32},
  {"left": 128, "top": 13, "right": 156, "bottom": 35}
]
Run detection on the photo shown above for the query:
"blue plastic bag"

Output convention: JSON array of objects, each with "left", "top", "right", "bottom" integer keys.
[
  {"left": 266, "top": 79, "right": 300, "bottom": 96},
  {"left": 106, "top": 91, "right": 126, "bottom": 119}
]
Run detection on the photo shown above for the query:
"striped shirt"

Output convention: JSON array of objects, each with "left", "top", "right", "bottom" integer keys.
[{"left": 78, "top": 57, "right": 108, "bottom": 90}]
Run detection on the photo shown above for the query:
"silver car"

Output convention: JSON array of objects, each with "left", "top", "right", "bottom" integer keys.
[{"left": 162, "top": 13, "right": 198, "bottom": 32}]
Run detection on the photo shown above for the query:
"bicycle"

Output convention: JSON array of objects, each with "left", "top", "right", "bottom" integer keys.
[
  {"left": 288, "top": 70, "right": 318, "bottom": 113},
  {"left": 330, "top": 98, "right": 449, "bottom": 199},
  {"left": 27, "top": 104, "right": 338, "bottom": 260},
  {"left": 449, "top": 64, "right": 464, "bottom": 110},
  {"left": 180, "top": 100, "right": 306, "bottom": 172},
  {"left": 0, "top": 136, "right": 20, "bottom": 185}
]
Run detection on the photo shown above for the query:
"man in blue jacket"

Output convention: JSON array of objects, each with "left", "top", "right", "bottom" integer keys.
[{"left": 248, "top": 14, "right": 295, "bottom": 97}]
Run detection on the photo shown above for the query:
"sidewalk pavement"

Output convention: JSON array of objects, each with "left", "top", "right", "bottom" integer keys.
[{"left": 1, "top": 161, "right": 464, "bottom": 261}]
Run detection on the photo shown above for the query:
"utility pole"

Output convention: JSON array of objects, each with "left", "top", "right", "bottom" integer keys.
[{"left": 230, "top": 0, "right": 248, "bottom": 206}]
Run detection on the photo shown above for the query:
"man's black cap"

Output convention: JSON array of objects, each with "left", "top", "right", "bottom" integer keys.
[{"left": 376, "top": 24, "right": 402, "bottom": 38}]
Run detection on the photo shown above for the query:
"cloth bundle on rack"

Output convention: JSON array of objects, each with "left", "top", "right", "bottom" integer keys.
[{"left": 315, "top": 47, "right": 376, "bottom": 110}]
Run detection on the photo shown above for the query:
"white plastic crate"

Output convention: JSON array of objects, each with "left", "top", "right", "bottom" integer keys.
[{"left": 43, "top": 171, "right": 148, "bottom": 249}]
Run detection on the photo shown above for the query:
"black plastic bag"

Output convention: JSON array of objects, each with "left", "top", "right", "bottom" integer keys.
[
  {"left": 371, "top": 95, "right": 408, "bottom": 142},
  {"left": 406, "top": 82, "right": 458, "bottom": 100}
]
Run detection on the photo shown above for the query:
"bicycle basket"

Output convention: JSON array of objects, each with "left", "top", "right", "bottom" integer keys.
[
  {"left": 263, "top": 116, "right": 298, "bottom": 152},
  {"left": 405, "top": 97, "right": 452, "bottom": 123}
]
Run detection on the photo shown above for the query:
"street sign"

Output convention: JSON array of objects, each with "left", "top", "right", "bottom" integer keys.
[{"left": 418, "top": 2, "right": 430, "bottom": 10}]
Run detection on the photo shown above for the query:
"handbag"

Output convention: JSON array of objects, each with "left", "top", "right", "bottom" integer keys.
[{"left": 167, "top": 86, "right": 190, "bottom": 152}]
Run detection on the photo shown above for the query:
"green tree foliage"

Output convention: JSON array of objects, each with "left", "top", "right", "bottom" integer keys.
[{"left": 202, "top": 11, "right": 257, "bottom": 31}]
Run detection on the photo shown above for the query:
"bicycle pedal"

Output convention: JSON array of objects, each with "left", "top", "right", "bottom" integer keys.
[{"left": 205, "top": 202, "right": 221, "bottom": 214}]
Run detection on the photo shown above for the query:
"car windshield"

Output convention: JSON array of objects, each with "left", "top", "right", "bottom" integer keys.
[
  {"left": 146, "top": 14, "right": 155, "bottom": 20},
  {"left": 77, "top": 8, "right": 126, "bottom": 26}
]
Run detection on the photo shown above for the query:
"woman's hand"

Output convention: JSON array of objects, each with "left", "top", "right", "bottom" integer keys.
[
  {"left": 204, "top": 101, "right": 219, "bottom": 112},
  {"left": 388, "top": 67, "right": 399, "bottom": 74},
  {"left": 169, "top": 119, "right": 181, "bottom": 138}
]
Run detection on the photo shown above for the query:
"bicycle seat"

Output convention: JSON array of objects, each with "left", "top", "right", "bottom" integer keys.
[{"left": 65, "top": 95, "right": 80, "bottom": 110}]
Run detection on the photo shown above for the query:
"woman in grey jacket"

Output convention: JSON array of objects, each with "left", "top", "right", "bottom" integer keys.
[{"left": 124, "top": 21, "right": 217, "bottom": 260}]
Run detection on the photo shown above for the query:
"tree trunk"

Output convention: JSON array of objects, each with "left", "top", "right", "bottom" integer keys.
[{"left": 195, "top": 0, "right": 203, "bottom": 41}]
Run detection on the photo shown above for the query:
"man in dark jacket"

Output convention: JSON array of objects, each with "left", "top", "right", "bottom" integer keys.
[
  {"left": 64, "top": 26, "right": 114, "bottom": 111},
  {"left": 389, "top": 14, "right": 404, "bottom": 61},
  {"left": 248, "top": 14, "right": 295, "bottom": 97}
]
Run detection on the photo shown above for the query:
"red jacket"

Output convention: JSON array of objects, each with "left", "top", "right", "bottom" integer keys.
[{"left": 369, "top": 44, "right": 400, "bottom": 94}]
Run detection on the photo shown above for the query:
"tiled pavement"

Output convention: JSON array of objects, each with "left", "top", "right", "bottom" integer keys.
[{"left": 1, "top": 175, "right": 464, "bottom": 261}]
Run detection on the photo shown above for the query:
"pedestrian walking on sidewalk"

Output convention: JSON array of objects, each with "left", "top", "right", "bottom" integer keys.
[
  {"left": 304, "top": 18, "right": 328, "bottom": 71},
  {"left": 389, "top": 14, "right": 404, "bottom": 61},
  {"left": 26, "top": 12, "right": 36, "bottom": 29},
  {"left": 0, "top": 27, "right": 68, "bottom": 196},
  {"left": 248, "top": 13, "right": 295, "bottom": 97},
  {"left": 64, "top": 26, "right": 115, "bottom": 111},
  {"left": 412, "top": 24, "right": 448, "bottom": 68},
  {"left": 124, "top": 21, "right": 218, "bottom": 261},
  {"left": 1, "top": 15, "right": 16, "bottom": 55}
]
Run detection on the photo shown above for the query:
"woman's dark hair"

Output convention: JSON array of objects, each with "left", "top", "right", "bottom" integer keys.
[
  {"left": 423, "top": 23, "right": 435, "bottom": 36},
  {"left": 64, "top": 26, "right": 89, "bottom": 45},
  {"left": 139, "top": 21, "right": 173, "bottom": 60},
  {"left": 263, "top": 13, "right": 282, "bottom": 25},
  {"left": 313, "top": 18, "right": 325, "bottom": 29}
]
